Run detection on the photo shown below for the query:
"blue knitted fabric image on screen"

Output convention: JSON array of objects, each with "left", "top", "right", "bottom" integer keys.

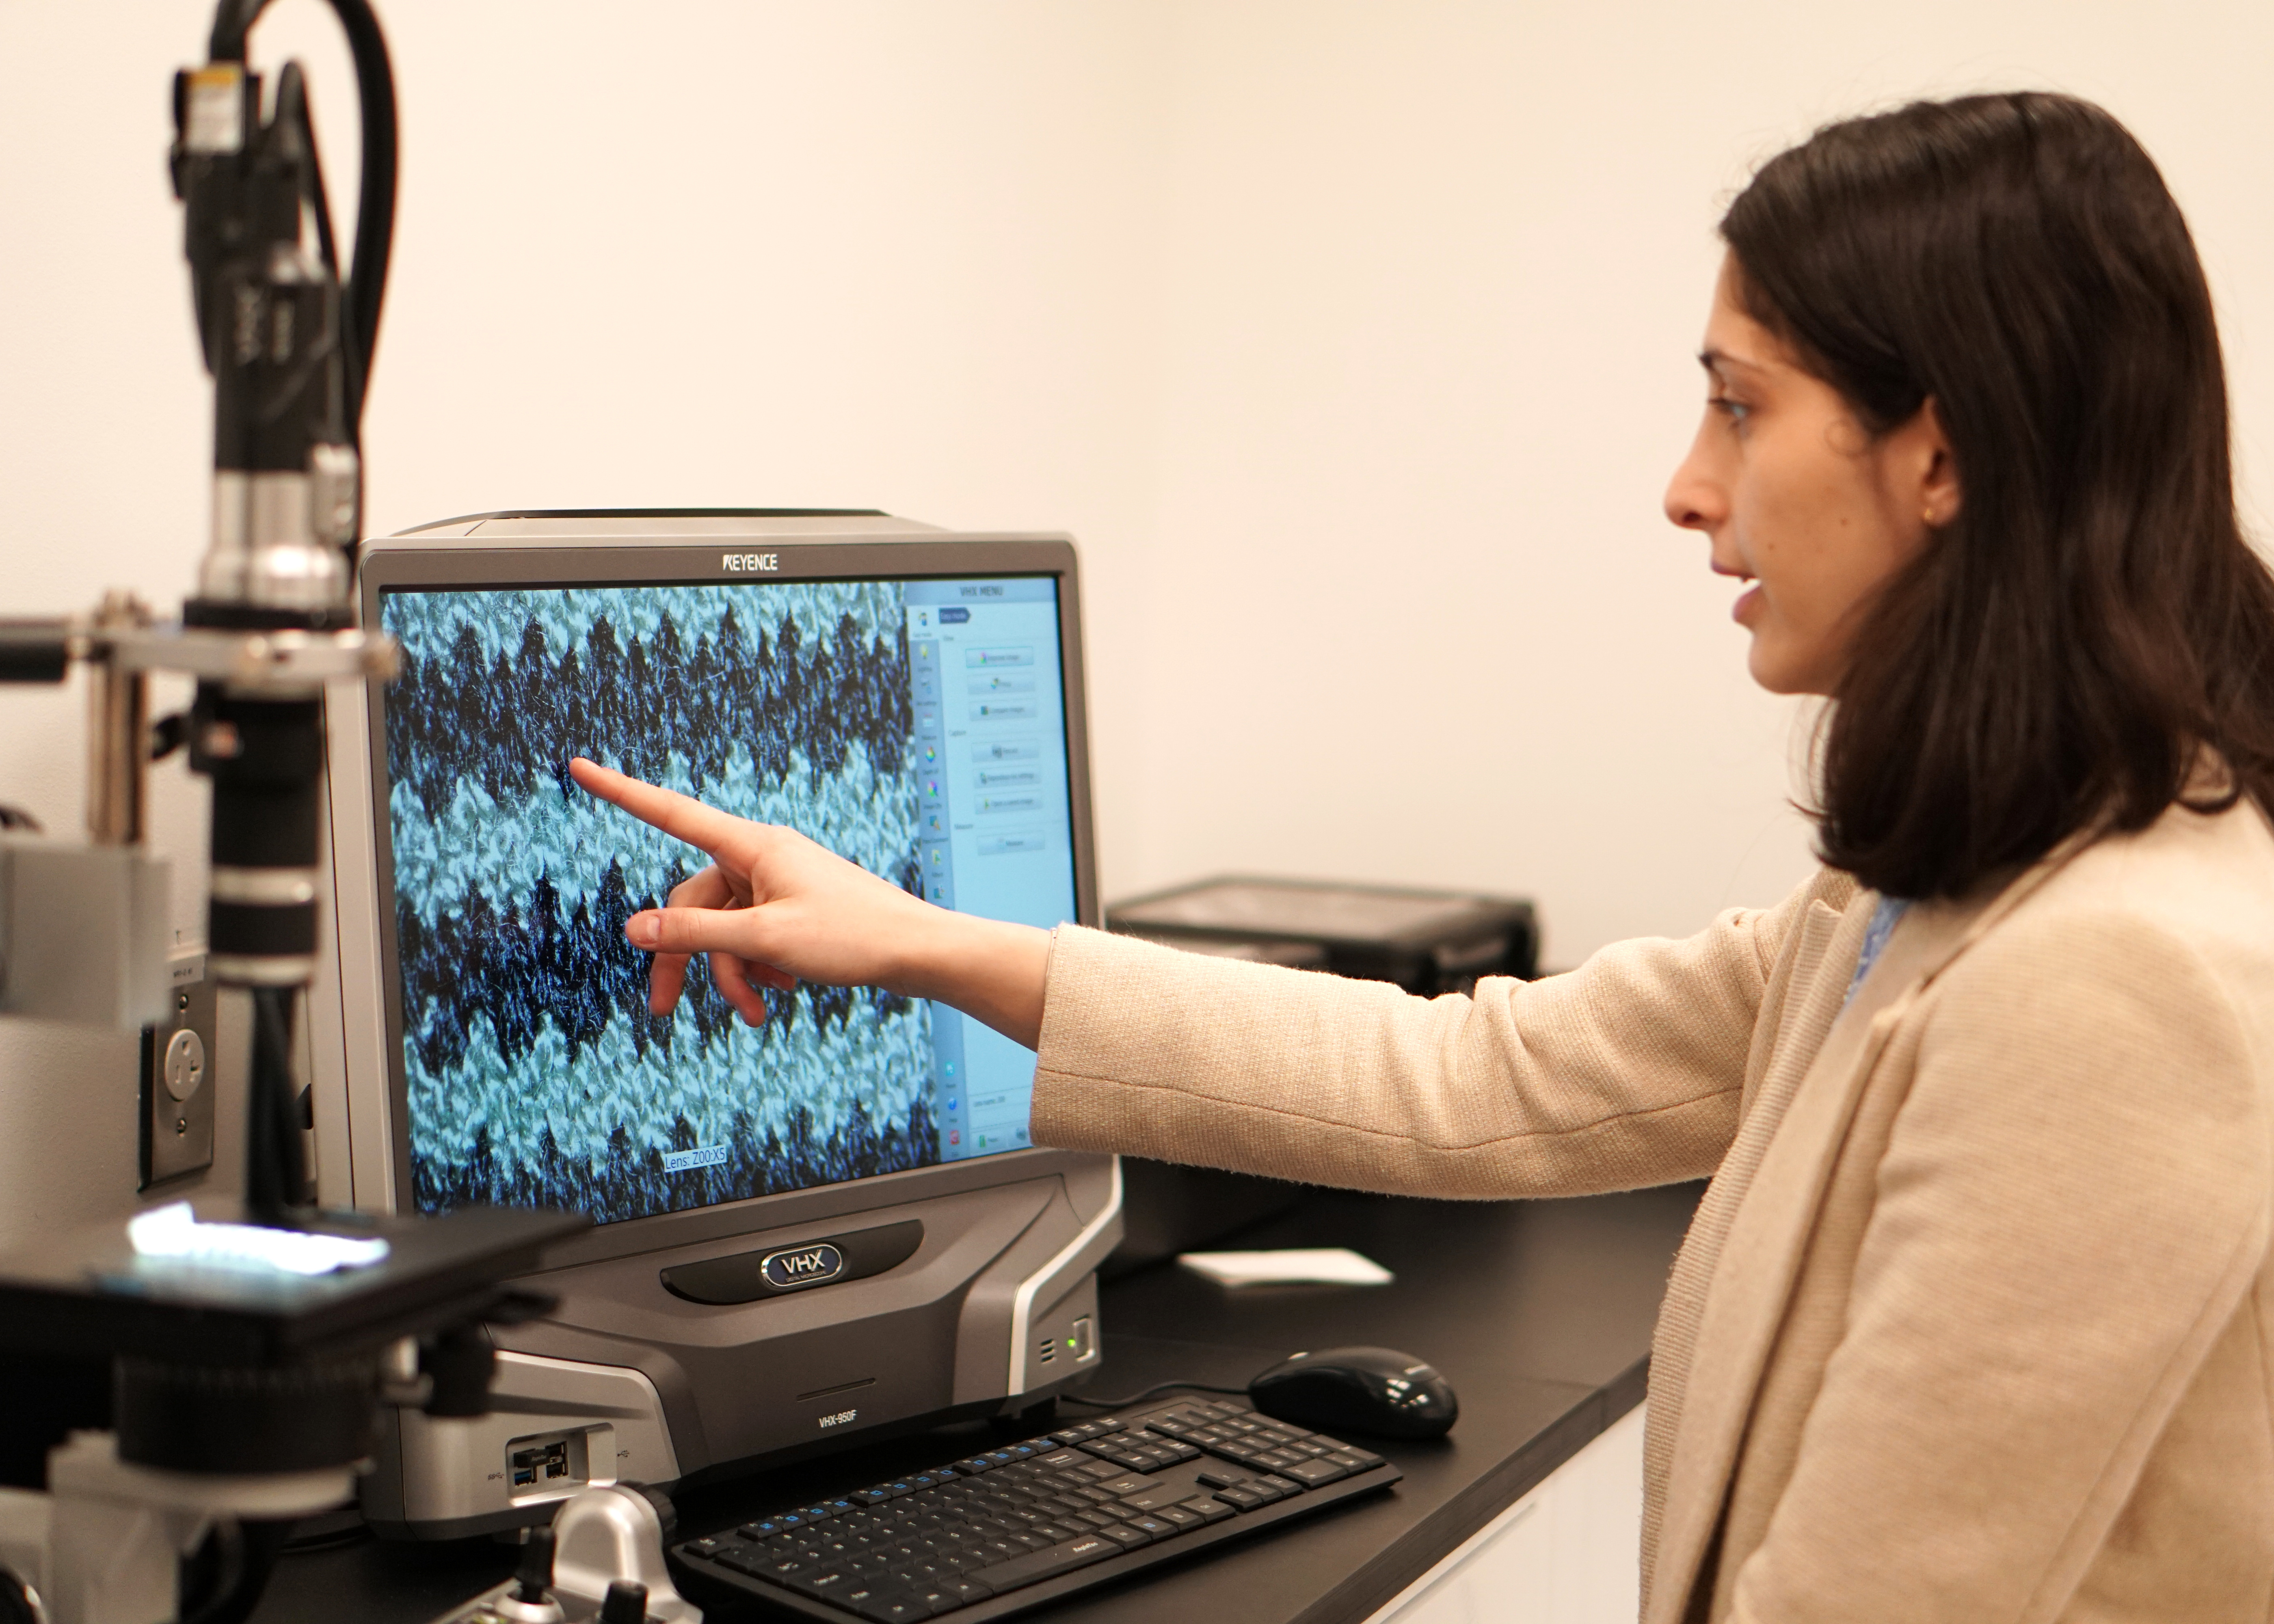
[{"left": 380, "top": 582, "right": 938, "bottom": 1224}]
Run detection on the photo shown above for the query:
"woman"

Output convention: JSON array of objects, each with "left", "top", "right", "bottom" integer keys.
[{"left": 571, "top": 93, "right": 2274, "bottom": 1620}]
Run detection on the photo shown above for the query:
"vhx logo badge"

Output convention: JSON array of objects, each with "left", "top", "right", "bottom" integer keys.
[
  {"left": 761, "top": 1242, "right": 845, "bottom": 1290},
  {"left": 722, "top": 551, "right": 780, "bottom": 573},
  {"left": 819, "top": 1409, "right": 858, "bottom": 1429}
]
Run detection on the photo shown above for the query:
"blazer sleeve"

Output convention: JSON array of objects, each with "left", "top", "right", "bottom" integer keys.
[
  {"left": 1028, "top": 870, "right": 1845, "bottom": 1200},
  {"left": 1728, "top": 909, "right": 2273, "bottom": 1622}
]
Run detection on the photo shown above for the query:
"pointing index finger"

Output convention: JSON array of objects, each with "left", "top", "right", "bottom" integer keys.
[{"left": 568, "top": 758, "right": 751, "bottom": 857}]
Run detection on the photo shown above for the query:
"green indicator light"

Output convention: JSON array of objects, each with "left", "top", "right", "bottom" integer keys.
[{"left": 1066, "top": 1337, "right": 1076, "bottom": 1349}]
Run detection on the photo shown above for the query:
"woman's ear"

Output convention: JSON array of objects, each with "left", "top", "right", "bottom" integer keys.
[{"left": 1916, "top": 396, "right": 1961, "bottom": 530}]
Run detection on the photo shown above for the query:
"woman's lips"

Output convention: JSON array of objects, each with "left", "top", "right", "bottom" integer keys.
[{"left": 1732, "top": 583, "right": 1762, "bottom": 625}]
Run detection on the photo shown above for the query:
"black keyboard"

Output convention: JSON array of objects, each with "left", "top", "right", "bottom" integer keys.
[{"left": 671, "top": 1397, "right": 1402, "bottom": 1622}]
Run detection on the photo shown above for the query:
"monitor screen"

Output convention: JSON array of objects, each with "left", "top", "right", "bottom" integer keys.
[{"left": 376, "top": 573, "right": 1075, "bottom": 1225}]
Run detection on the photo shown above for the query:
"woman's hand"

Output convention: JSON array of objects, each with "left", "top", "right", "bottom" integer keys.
[{"left": 568, "top": 758, "right": 1051, "bottom": 1048}]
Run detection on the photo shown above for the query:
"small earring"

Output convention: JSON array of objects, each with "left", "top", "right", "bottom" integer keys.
[{"left": 1922, "top": 508, "right": 1937, "bottom": 527}]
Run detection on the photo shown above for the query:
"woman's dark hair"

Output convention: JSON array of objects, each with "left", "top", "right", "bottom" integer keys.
[{"left": 1723, "top": 92, "right": 2274, "bottom": 899}]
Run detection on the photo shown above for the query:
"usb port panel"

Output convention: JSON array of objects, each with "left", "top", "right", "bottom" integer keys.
[{"left": 505, "top": 1428, "right": 594, "bottom": 1501}]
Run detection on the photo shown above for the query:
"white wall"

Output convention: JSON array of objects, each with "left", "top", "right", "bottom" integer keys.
[
  {"left": 3, "top": 0, "right": 2272, "bottom": 1243},
  {"left": 1137, "top": 0, "right": 2274, "bottom": 954}
]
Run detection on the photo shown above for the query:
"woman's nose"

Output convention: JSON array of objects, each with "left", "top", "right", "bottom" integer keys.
[{"left": 1664, "top": 434, "right": 1724, "bottom": 533}]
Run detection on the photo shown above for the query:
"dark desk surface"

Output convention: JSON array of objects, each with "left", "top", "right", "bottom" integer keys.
[{"left": 253, "top": 1184, "right": 1699, "bottom": 1624}]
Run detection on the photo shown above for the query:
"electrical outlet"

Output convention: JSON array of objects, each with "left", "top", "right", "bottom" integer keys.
[{"left": 140, "top": 948, "right": 217, "bottom": 1187}]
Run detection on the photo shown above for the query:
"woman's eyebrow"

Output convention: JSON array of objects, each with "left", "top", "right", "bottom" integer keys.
[{"left": 1699, "top": 346, "right": 1769, "bottom": 379}]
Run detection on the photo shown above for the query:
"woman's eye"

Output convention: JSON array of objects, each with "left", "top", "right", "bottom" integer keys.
[{"left": 1708, "top": 394, "right": 1751, "bottom": 425}]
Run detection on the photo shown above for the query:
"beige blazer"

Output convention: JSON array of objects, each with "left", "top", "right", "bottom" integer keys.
[{"left": 1030, "top": 799, "right": 2274, "bottom": 1621}]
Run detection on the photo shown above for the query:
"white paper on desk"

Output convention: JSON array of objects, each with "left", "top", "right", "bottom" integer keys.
[{"left": 1175, "top": 1247, "right": 1395, "bottom": 1287}]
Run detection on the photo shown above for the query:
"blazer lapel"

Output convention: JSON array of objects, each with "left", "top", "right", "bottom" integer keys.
[
  {"left": 1646, "top": 890, "right": 1995, "bottom": 1619},
  {"left": 1641, "top": 894, "right": 1865, "bottom": 1618}
]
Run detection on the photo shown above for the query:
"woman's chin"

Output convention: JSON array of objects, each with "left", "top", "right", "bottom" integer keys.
[{"left": 1744, "top": 635, "right": 1808, "bottom": 695}]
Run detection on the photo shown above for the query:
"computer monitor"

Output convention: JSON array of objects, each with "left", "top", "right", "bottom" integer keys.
[{"left": 311, "top": 512, "right": 1122, "bottom": 1538}]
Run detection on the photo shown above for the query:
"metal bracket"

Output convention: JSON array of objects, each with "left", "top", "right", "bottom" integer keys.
[{"left": 104, "top": 624, "right": 397, "bottom": 692}]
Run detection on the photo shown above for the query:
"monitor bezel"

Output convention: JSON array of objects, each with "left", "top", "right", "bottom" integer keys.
[{"left": 350, "top": 530, "right": 1098, "bottom": 1274}]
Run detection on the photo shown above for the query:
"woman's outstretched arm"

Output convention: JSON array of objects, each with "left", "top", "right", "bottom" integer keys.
[{"left": 573, "top": 754, "right": 1847, "bottom": 1200}]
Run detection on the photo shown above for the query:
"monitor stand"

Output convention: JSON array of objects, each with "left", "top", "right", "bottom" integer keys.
[{"left": 362, "top": 1155, "right": 1120, "bottom": 1539}]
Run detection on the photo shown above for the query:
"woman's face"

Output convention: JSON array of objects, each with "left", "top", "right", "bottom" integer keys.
[{"left": 1663, "top": 255, "right": 1956, "bottom": 695}]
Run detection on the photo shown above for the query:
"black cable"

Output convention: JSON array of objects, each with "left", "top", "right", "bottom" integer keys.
[
  {"left": 1059, "top": 1380, "right": 1250, "bottom": 1410},
  {"left": 271, "top": 62, "right": 355, "bottom": 471},
  {"left": 176, "top": 1518, "right": 294, "bottom": 1624},
  {"left": 244, "top": 986, "right": 308, "bottom": 1222},
  {"left": 279, "top": 1517, "right": 372, "bottom": 1555},
  {"left": 278, "top": 64, "right": 340, "bottom": 281},
  {"left": 207, "top": 0, "right": 396, "bottom": 442},
  {"left": 175, "top": 1519, "right": 244, "bottom": 1624}
]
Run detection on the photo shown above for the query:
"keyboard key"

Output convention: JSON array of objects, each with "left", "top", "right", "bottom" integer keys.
[
  {"left": 1113, "top": 1484, "right": 1192, "bottom": 1512},
  {"left": 1093, "top": 1473, "right": 1155, "bottom": 1497},
  {"left": 1258, "top": 1475, "right": 1304, "bottom": 1497},
  {"left": 1092, "top": 1522, "right": 1150, "bottom": 1548},
  {"left": 973, "top": 1531, "right": 1122, "bottom": 1591},
  {"left": 1212, "top": 1485, "right": 1267, "bottom": 1511},
  {"left": 786, "top": 1567, "right": 854, "bottom": 1597},
  {"left": 907, "top": 1586, "right": 965, "bottom": 1614},
  {"left": 1122, "top": 1514, "right": 1176, "bottom": 1540},
  {"left": 1195, "top": 1469, "right": 1248, "bottom": 1490},
  {"left": 1181, "top": 1495, "right": 1237, "bottom": 1525},
  {"left": 1154, "top": 1505, "right": 1203, "bottom": 1530},
  {"left": 854, "top": 1590, "right": 927, "bottom": 1621},
  {"left": 711, "top": 1545, "right": 774, "bottom": 1578},
  {"left": 1280, "top": 1459, "right": 1349, "bottom": 1488},
  {"left": 1034, "top": 1448, "right": 1087, "bottom": 1469},
  {"left": 1326, "top": 1447, "right": 1386, "bottom": 1471},
  {"left": 936, "top": 1576, "right": 995, "bottom": 1603}
]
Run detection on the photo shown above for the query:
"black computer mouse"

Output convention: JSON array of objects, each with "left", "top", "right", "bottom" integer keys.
[{"left": 1248, "top": 1345, "right": 1459, "bottom": 1440}]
